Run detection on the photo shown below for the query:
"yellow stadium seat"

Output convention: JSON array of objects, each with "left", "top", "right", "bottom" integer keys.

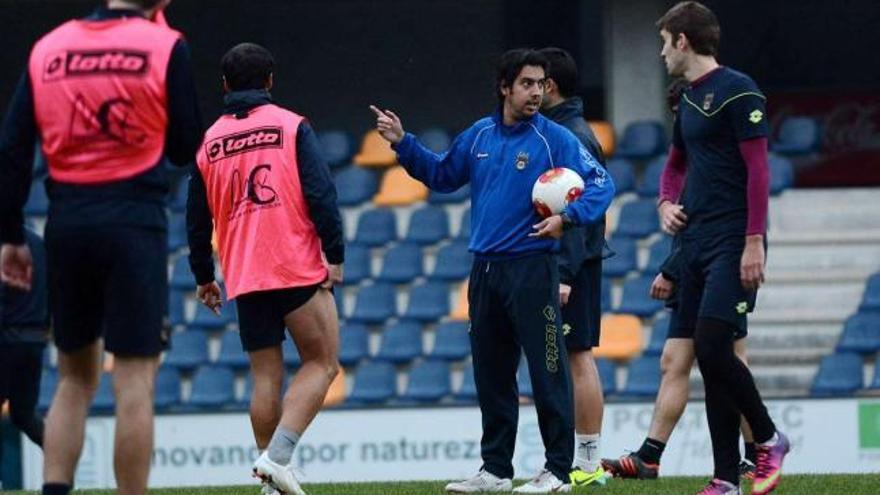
[
  {"left": 588, "top": 120, "right": 616, "bottom": 157},
  {"left": 373, "top": 166, "right": 428, "bottom": 206},
  {"left": 353, "top": 130, "right": 397, "bottom": 168},
  {"left": 450, "top": 281, "right": 469, "bottom": 321},
  {"left": 593, "top": 314, "right": 643, "bottom": 360},
  {"left": 322, "top": 367, "right": 346, "bottom": 407}
]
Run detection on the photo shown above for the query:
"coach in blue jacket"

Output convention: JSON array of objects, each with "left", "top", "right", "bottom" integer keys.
[{"left": 371, "top": 49, "right": 615, "bottom": 493}]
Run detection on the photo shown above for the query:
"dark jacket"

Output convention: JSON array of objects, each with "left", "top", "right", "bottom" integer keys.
[{"left": 0, "top": 229, "right": 49, "bottom": 345}]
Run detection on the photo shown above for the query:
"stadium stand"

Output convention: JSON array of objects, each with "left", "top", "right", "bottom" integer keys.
[
  {"left": 354, "top": 208, "right": 397, "bottom": 246},
  {"left": 605, "top": 158, "right": 636, "bottom": 195},
  {"left": 375, "top": 321, "right": 423, "bottom": 364},
  {"left": 612, "top": 120, "right": 666, "bottom": 159},
  {"left": 637, "top": 154, "right": 665, "bottom": 197},
  {"left": 429, "top": 321, "right": 470, "bottom": 361},
  {"left": 620, "top": 356, "right": 661, "bottom": 398},
  {"left": 587, "top": 120, "right": 616, "bottom": 156},
  {"left": 429, "top": 184, "right": 471, "bottom": 204},
  {"left": 402, "top": 282, "right": 451, "bottom": 322},
  {"left": 416, "top": 128, "right": 451, "bottom": 153},
  {"left": 373, "top": 165, "right": 429, "bottom": 206},
  {"left": 339, "top": 323, "right": 370, "bottom": 366},
  {"left": 401, "top": 360, "right": 451, "bottom": 403},
  {"left": 593, "top": 314, "right": 644, "bottom": 360},
  {"left": 404, "top": 205, "right": 450, "bottom": 245},
  {"left": 348, "top": 361, "right": 397, "bottom": 405},
  {"left": 353, "top": 129, "right": 397, "bottom": 167},
  {"left": 350, "top": 283, "right": 397, "bottom": 324},
  {"left": 318, "top": 129, "right": 354, "bottom": 169},
  {"left": 334, "top": 166, "right": 379, "bottom": 206},
  {"left": 188, "top": 366, "right": 236, "bottom": 409},
  {"left": 771, "top": 116, "right": 821, "bottom": 155},
  {"left": 376, "top": 243, "right": 423, "bottom": 283},
  {"left": 810, "top": 353, "right": 863, "bottom": 396}
]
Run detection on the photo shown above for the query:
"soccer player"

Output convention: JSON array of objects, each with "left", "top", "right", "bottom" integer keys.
[
  {"left": 537, "top": 47, "right": 610, "bottom": 488},
  {"left": 371, "top": 48, "right": 615, "bottom": 494},
  {"left": 0, "top": 1, "right": 202, "bottom": 493},
  {"left": 652, "top": 2, "right": 789, "bottom": 494},
  {"left": 187, "top": 43, "right": 343, "bottom": 495}
]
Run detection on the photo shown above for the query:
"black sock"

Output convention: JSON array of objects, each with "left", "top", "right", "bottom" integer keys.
[
  {"left": 43, "top": 483, "right": 72, "bottom": 495},
  {"left": 744, "top": 442, "right": 757, "bottom": 464},
  {"left": 635, "top": 437, "right": 666, "bottom": 465}
]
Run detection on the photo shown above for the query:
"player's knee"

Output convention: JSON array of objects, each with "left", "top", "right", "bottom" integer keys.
[{"left": 660, "top": 350, "right": 689, "bottom": 378}]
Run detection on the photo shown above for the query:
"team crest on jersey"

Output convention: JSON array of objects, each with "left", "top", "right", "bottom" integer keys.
[
  {"left": 515, "top": 151, "right": 529, "bottom": 170},
  {"left": 749, "top": 109, "right": 764, "bottom": 124},
  {"left": 702, "top": 92, "right": 714, "bottom": 110}
]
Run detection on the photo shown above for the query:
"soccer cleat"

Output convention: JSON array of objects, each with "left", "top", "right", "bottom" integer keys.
[
  {"left": 751, "top": 431, "right": 791, "bottom": 495},
  {"left": 445, "top": 469, "right": 513, "bottom": 493},
  {"left": 569, "top": 466, "right": 610, "bottom": 488},
  {"left": 253, "top": 451, "right": 306, "bottom": 495},
  {"left": 600, "top": 453, "right": 659, "bottom": 479},
  {"left": 513, "top": 469, "right": 572, "bottom": 493},
  {"left": 738, "top": 459, "right": 756, "bottom": 481},
  {"left": 695, "top": 479, "right": 742, "bottom": 495},
  {"left": 261, "top": 483, "right": 280, "bottom": 495}
]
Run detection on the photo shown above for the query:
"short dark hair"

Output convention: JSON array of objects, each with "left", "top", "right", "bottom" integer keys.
[
  {"left": 656, "top": 1, "right": 720, "bottom": 56},
  {"left": 538, "top": 47, "right": 578, "bottom": 98},
  {"left": 123, "top": 0, "right": 165, "bottom": 9},
  {"left": 221, "top": 43, "right": 275, "bottom": 92},
  {"left": 496, "top": 49, "right": 548, "bottom": 103}
]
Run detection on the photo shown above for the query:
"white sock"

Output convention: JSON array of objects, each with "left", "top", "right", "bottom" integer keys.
[
  {"left": 759, "top": 431, "right": 779, "bottom": 447},
  {"left": 575, "top": 433, "right": 601, "bottom": 472}
]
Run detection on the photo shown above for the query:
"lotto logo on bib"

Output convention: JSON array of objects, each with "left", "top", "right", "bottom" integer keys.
[
  {"left": 43, "top": 50, "right": 149, "bottom": 81},
  {"left": 206, "top": 127, "right": 283, "bottom": 163}
]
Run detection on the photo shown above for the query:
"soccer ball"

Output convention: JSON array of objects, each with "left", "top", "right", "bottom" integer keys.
[{"left": 531, "top": 167, "right": 584, "bottom": 218}]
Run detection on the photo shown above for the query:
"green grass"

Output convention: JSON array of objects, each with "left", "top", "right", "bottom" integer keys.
[{"left": 6, "top": 475, "right": 880, "bottom": 494}]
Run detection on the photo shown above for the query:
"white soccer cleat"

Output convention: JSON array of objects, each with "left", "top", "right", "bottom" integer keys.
[
  {"left": 513, "top": 469, "right": 572, "bottom": 493},
  {"left": 445, "top": 469, "right": 514, "bottom": 493},
  {"left": 253, "top": 451, "right": 306, "bottom": 495},
  {"left": 260, "top": 483, "right": 280, "bottom": 495}
]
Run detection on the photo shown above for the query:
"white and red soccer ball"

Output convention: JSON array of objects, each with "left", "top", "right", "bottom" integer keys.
[{"left": 531, "top": 167, "right": 584, "bottom": 218}]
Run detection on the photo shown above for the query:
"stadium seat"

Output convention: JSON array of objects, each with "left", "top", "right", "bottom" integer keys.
[
  {"left": 871, "top": 357, "right": 880, "bottom": 390},
  {"left": 353, "top": 129, "right": 397, "bottom": 168},
  {"left": 283, "top": 337, "right": 302, "bottom": 368},
  {"left": 349, "top": 283, "right": 397, "bottom": 324},
  {"left": 859, "top": 273, "right": 880, "bottom": 313},
  {"left": 170, "top": 256, "right": 196, "bottom": 291},
  {"left": 348, "top": 361, "right": 396, "bottom": 404},
  {"left": 24, "top": 180, "right": 49, "bottom": 216},
  {"left": 373, "top": 165, "right": 429, "bottom": 206},
  {"left": 593, "top": 314, "right": 644, "bottom": 360},
  {"left": 601, "top": 277, "right": 612, "bottom": 313},
  {"left": 318, "top": 130, "right": 353, "bottom": 169},
  {"left": 167, "top": 213, "right": 187, "bottom": 253},
  {"left": 602, "top": 237, "right": 637, "bottom": 277},
  {"left": 637, "top": 154, "right": 666, "bottom": 197},
  {"left": 456, "top": 362, "right": 477, "bottom": 402},
  {"left": 614, "top": 120, "right": 666, "bottom": 160},
  {"left": 605, "top": 158, "right": 636, "bottom": 195},
  {"left": 430, "top": 321, "right": 471, "bottom": 360},
  {"left": 614, "top": 199, "right": 659, "bottom": 239},
  {"left": 354, "top": 208, "right": 397, "bottom": 246},
  {"left": 38, "top": 369, "right": 58, "bottom": 411},
  {"left": 587, "top": 121, "right": 616, "bottom": 156},
  {"left": 417, "top": 128, "right": 451, "bottom": 153},
  {"left": 91, "top": 373, "right": 115, "bottom": 414},
  {"left": 644, "top": 313, "right": 670, "bottom": 356},
  {"left": 164, "top": 332, "right": 208, "bottom": 371},
  {"left": 377, "top": 243, "right": 423, "bottom": 283},
  {"left": 188, "top": 366, "right": 236, "bottom": 409},
  {"left": 188, "top": 300, "right": 236, "bottom": 331},
  {"left": 334, "top": 287, "right": 346, "bottom": 319},
  {"left": 323, "top": 370, "right": 346, "bottom": 407},
  {"left": 216, "top": 331, "right": 249, "bottom": 370},
  {"left": 836, "top": 313, "right": 880, "bottom": 354},
  {"left": 810, "top": 353, "right": 863, "bottom": 396},
  {"left": 405, "top": 205, "right": 450, "bottom": 245},
  {"left": 430, "top": 240, "right": 472, "bottom": 282},
  {"left": 375, "top": 321, "right": 423, "bottom": 364},
  {"left": 620, "top": 356, "right": 661, "bottom": 397},
  {"left": 401, "top": 360, "right": 451, "bottom": 402},
  {"left": 339, "top": 323, "right": 369, "bottom": 366},
  {"left": 450, "top": 281, "right": 469, "bottom": 320},
  {"left": 771, "top": 116, "right": 821, "bottom": 155},
  {"left": 168, "top": 290, "right": 187, "bottom": 328},
  {"left": 617, "top": 275, "right": 664, "bottom": 317},
  {"left": 769, "top": 154, "right": 795, "bottom": 195},
  {"left": 458, "top": 208, "right": 471, "bottom": 240},
  {"left": 403, "top": 282, "right": 450, "bottom": 322},
  {"left": 155, "top": 367, "right": 182, "bottom": 410},
  {"left": 429, "top": 184, "right": 471, "bottom": 204},
  {"left": 343, "top": 243, "right": 371, "bottom": 285},
  {"left": 596, "top": 358, "right": 617, "bottom": 396},
  {"left": 644, "top": 235, "right": 673, "bottom": 273},
  {"left": 334, "top": 166, "right": 379, "bottom": 206},
  {"left": 168, "top": 178, "right": 188, "bottom": 212},
  {"left": 517, "top": 358, "right": 533, "bottom": 398}
]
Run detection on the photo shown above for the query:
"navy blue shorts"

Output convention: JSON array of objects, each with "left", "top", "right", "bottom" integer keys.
[
  {"left": 235, "top": 285, "right": 321, "bottom": 352},
  {"left": 46, "top": 226, "right": 169, "bottom": 356},
  {"left": 562, "top": 258, "right": 602, "bottom": 350}
]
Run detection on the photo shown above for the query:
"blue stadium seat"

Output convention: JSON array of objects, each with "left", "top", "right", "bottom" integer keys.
[
  {"left": 644, "top": 236, "right": 673, "bottom": 274},
  {"left": 339, "top": 323, "right": 369, "bottom": 366},
  {"left": 430, "top": 321, "right": 470, "bottom": 360},
  {"left": 188, "top": 300, "right": 236, "bottom": 331},
  {"left": 334, "top": 288, "right": 346, "bottom": 319},
  {"left": 601, "top": 277, "right": 612, "bottom": 313},
  {"left": 771, "top": 116, "right": 820, "bottom": 155},
  {"left": 348, "top": 361, "right": 396, "bottom": 404},
  {"left": 430, "top": 240, "right": 472, "bottom": 282},
  {"left": 24, "top": 180, "right": 49, "bottom": 216},
  {"left": 167, "top": 213, "right": 187, "bottom": 253},
  {"left": 283, "top": 337, "right": 302, "bottom": 368},
  {"left": 318, "top": 130, "right": 353, "bottom": 169},
  {"left": 429, "top": 184, "right": 471, "bottom": 204},
  {"left": 517, "top": 359, "right": 533, "bottom": 398},
  {"left": 614, "top": 199, "right": 659, "bottom": 239},
  {"left": 810, "top": 353, "right": 863, "bottom": 396},
  {"left": 349, "top": 283, "right": 396, "bottom": 324},
  {"left": 614, "top": 121, "right": 666, "bottom": 160},
  {"left": 605, "top": 158, "right": 636, "bottom": 195},
  {"left": 836, "top": 313, "right": 880, "bottom": 354},
  {"left": 456, "top": 362, "right": 477, "bottom": 402},
  {"left": 376, "top": 321, "right": 423, "bottom": 364},
  {"left": 417, "top": 128, "right": 452, "bottom": 153},
  {"left": 170, "top": 256, "right": 195, "bottom": 291},
  {"left": 354, "top": 208, "right": 397, "bottom": 246},
  {"left": 216, "top": 331, "right": 249, "bottom": 369},
  {"left": 377, "top": 243, "right": 423, "bottom": 283},
  {"left": 621, "top": 356, "right": 661, "bottom": 397},
  {"left": 644, "top": 313, "right": 670, "bottom": 356},
  {"left": 596, "top": 358, "right": 616, "bottom": 396},
  {"left": 41, "top": 348, "right": 53, "bottom": 369},
  {"left": 155, "top": 367, "right": 182, "bottom": 410},
  {"left": 38, "top": 369, "right": 57, "bottom": 411},
  {"left": 617, "top": 275, "right": 664, "bottom": 317},
  {"left": 343, "top": 243, "right": 370, "bottom": 285},
  {"left": 335, "top": 166, "right": 379, "bottom": 206},
  {"left": 91, "top": 373, "right": 115, "bottom": 414},
  {"left": 768, "top": 154, "right": 795, "bottom": 195},
  {"left": 168, "top": 178, "right": 188, "bottom": 213},
  {"left": 168, "top": 290, "right": 187, "bottom": 328},
  {"left": 405, "top": 206, "right": 450, "bottom": 245},
  {"left": 403, "top": 282, "right": 450, "bottom": 322},
  {"left": 402, "top": 359, "right": 451, "bottom": 403},
  {"left": 602, "top": 238, "right": 637, "bottom": 277},
  {"left": 188, "top": 366, "right": 236, "bottom": 409},
  {"left": 637, "top": 154, "right": 666, "bottom": 197},
  {"left": 164, "top": 332, "right": 208, "bottom": 371},
  {"left": 458, "top": 208, "right": 471, "bottom": 240},
  {"left": 859, "top": 273, "right": 880, "bottom": 313},
  {"left": 871, "top": 357, "right": 880, "bottom": 390}
]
